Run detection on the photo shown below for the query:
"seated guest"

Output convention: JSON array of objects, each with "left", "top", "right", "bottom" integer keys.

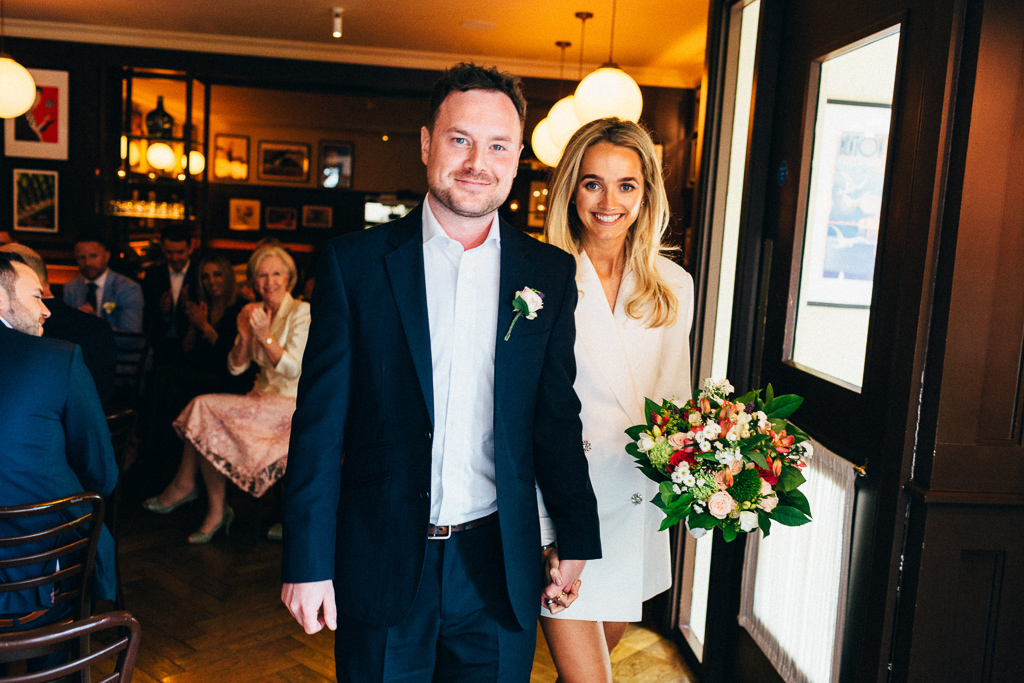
[
  {"left": 0, "top": 243, "right": 116, "bottom": 407},
  {"left": 144, "top": 245, "right": 310, "bottom": 544},
  {"left": 64, "top": 231, "right": 143, "bottom": 333},
  {"left": 179, "top": 255, "right": 254, "bottom": 397},
  {"left": 0, "top": 253, "right": 118, "bottom": 663},
  {"left": 142, "top": 224, "right": 199, "bottom": 365}
]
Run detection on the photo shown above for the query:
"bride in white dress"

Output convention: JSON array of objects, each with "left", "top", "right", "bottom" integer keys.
[{"left": 538, "top": 117, "right": 694, "bottom": 682}]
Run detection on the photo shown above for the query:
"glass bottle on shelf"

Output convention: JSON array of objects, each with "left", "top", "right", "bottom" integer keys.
[{"left": 145, "top": 96, "right": 175, "bottom": 139}]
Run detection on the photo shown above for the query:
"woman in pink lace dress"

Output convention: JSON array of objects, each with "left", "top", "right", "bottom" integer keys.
[{"left": 144, "top": 244, "right": 311, "bottom": 543}]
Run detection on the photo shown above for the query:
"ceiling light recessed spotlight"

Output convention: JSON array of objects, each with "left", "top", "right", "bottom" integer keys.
[
  {"left": 460, "top": 20, "right": 496, "bottom": 31},
  {"left": 332, "top": 7, "right": 343, "bottom": 38}
]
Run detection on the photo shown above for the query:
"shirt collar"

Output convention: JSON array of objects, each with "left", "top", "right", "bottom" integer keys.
[
  {"left": 89, "top": 269, "right": 109, "bottom": 289},
  {"left": 169, "top": 260, "right": 189, "bottom": 278},
  {"left": 422, "top": 194, "right": 501, "bottom": 248},
  {"left": 0, "top": 315, "right": 11, "bottom": 329}
]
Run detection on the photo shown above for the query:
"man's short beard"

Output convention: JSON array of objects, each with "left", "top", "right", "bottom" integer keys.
[
  {"left": 428, "top": 182, "right": 505, "bottom": 219},
  {"left": 4, "top": 299, "right": 42, "bottom": 336}
]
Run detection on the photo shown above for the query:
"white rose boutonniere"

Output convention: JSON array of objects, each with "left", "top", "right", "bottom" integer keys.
[
  {"left": 504, "top": 287, "right": 544, "bottom": 341},
  {"left": 102, "top": 301, "right": 117, "bottom": 314}
]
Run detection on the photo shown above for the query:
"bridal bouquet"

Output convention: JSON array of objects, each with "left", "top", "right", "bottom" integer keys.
[{"left": 626, "top": 379, "right": 813, "bottom": 541}]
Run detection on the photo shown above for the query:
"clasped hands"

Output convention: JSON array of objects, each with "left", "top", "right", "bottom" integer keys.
[
  {"left": 541, "top": 548, "right": 584, "bottom": 615},
  {"left": 236, "top": 302, "right": 271, "bottom": 341}
]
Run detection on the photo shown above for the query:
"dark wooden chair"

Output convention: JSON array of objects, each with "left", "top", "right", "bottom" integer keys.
[
  {"left": 109, "top": 332, "right": 150, "bottom": 413},
  {"left": 0, "top": 611, "right": 140, "bottom": 683},
  {"left": 103, "top": 411, "right": 137, "bottom": 612},
  {"left": 0, "top": 493, "right": 104, "bottom": 624}
]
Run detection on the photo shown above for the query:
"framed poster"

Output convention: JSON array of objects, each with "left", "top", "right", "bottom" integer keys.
[
  {"left": 265, "top": 206, "right": 297, "bottom": 230},
  {"left": 213, "top": 134, "right": 250, "bottom": 181},
  {"left": 800, "top": 100, "right": 891, "bottom": 307},
  {"left": 4, "top": 69, "right": 69, "bottom": 160},
  {"left": 13, "top": 169, "right": 58, "bottom": 233},
  {"left": 228, "top": 198, "right": 260, "bottom": 231},
  {"left": 302, "top": 205, "right": 333, "bottom": 228},
  {"left": 319, "top": 140, "right": 353, "bottom": 188},
  {"left": 257, "top": 141, "right": 310, "bottom": 183}
]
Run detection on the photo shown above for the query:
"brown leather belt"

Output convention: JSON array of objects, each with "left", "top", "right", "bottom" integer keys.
[
  {"left": 427, "top": 512, "right": 497, "bottom": 540},
  {"left": 0, "top": 609, "right": 49, "bottom": 628}
]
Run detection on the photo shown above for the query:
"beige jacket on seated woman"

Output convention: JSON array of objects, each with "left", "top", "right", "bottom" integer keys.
[{"left": 229, "top": 293, "right": 311, "bottom": 398}]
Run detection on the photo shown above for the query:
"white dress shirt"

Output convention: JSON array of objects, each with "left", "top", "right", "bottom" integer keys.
[
  {"left": 422, "top": 195, "right": 502, "bottom": 526},
  {"left": 169, "top": 261, "right": 188, "bottom": 307},
  {"left": 0, "top": 316, "right": 11, "bottom": 329}
]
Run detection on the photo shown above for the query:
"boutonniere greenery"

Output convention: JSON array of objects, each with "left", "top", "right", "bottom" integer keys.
[
  {"left": 102, "top": 301, "right": 118, "bottom": 314},
  {"left": 504, "top": 287, "right": 544, "bottom": 341}
]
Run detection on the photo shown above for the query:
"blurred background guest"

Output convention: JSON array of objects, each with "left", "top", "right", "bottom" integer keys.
[
  {"left": 64, "top": 231, "right": 143, "bottom": 333},
  {"left": 0, "top": 243, "right": 115, "bottom": 407},
  {"left": 143, "top": 244, "right": 310, "bottom": 544},
  {"left": 143, "top": 224, "right": 199, "bottom": 366}
]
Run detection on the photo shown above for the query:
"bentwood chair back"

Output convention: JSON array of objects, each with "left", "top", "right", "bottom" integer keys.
[
  {"left": 109, "top": 332, "right": 150, "bottom": 412},
  {"left": 0, "top": 493, "right": 105, "bottom": 626},
  {"left": 0, "top": 611, "right": 141, "bottom": 683}
]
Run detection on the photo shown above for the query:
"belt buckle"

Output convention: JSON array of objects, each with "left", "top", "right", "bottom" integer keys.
[{"left": 428, "top": 525, "right": 452, "bottom": 540}]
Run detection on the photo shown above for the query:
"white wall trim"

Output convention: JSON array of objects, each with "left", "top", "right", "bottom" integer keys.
[{"left": 7, "top": 19, "right": 699, "bottom": 89}]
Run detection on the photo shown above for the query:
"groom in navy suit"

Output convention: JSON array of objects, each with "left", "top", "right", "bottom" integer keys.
[{"left": 282, "top": 64, "right": 601, "bottom": 681}]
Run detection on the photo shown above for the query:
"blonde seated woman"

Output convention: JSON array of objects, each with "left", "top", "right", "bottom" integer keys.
[
  {"left": 144, "top": 244, "right": 311, "bottom": 544},
  {"left": 538, "top": 117, "right": 694, "bottom": 682}
]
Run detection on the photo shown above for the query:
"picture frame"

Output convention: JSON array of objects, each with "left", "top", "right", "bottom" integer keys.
[
  {"left": 4, "top": 69, "right": 69, "bottom": 160},
  {"left": 228, "top": 198, "right": 261, "bottom": 231},
  {"left": 13, "top": 169, "right": 58, "bottom": 233},
  {"left": 213, "top": 134, "right": 250, "bottom": 181},
  {"left": 319, "top": 140, "right": 353, "bottom": 189},
  {"left": 799, "top": 100, "right": 891, "bottom": 307},
  {"left": 265, "top": 206, "right": 298, "bottom": 231},
  {"left": 257, "top": 140, "right": 310, "bottom": 183},
  {"left": 302, "top": 205, "right": 333, "bottom": 228}
]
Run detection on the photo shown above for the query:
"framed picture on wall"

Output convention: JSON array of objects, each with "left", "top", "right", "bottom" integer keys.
[
  {"left": 265, "top": 206, "right": 298, "bottom": 230},
  {"left": 319, "top": 140, "right": 353, "bottom": 188},
  {"left": 302, "top": 205, "right": 333, "bottom": 228},
  {"left": 4, "top": 69, "right": 69, "bottom": 160},
  {"left": 257, "top": 141, "right": 310, "bottom": 182},
  {"left": 228, "top": 198, "right": 261, "bottom": 231},
  {"left": 213, "top": 134, "right": 250, "bottom": 181},
  {"left": 13, "top": 169, "right": 58, "bottom": 233}
]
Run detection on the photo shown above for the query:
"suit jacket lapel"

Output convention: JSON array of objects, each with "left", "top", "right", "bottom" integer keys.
[
  {"left": 493, "top": 223, "right": 532, "bottom": 421},
  {"left": 575, "top": 252, "right": 644, "bottom": 423},
  {"left": 383, "top": 207, "right": 435, "bottom": 427}
]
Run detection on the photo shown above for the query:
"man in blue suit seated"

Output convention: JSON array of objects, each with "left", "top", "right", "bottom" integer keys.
[
  {"left": 0, "top": 253, "right": 118, "bottom": 645},
  {"left": 63, "top": 231, "right": 143, "bottom": 333},
  {"left": 281, "top": 63, "right": 601, "bottom": 682}
]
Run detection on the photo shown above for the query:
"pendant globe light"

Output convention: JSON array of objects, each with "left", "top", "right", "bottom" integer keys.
[
  {"left": 530, "top": 39, "right": 578, "bottom": 167},
  {"left": 573, "top": 0, "right": 643, "bottom": 124},
  {"left": 0, "top": 0, "right": 35, "bottom": 119}
]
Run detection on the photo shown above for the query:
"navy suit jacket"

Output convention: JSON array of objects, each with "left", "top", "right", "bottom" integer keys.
[
  {"left": 142, "top": 261, "right": 200, "bottom": 360},
  {"left": 63, "top": 269, "right": 144, "bottom": 333},
  {"left": 0, "top": 324, "right": 118, "bottom": 613},
  {"left": 282, "top": 205, "right": 602, "bottom": 629},
  {"left": 42, "top": 297, "right": 117, "bottom": 408}
]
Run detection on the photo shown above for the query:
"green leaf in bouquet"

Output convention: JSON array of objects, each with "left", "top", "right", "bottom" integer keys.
[
  {"left": 670, "top": 493, "right": 694, "bottom": 511},
  {"left": 766, "top": 394, "right": 803, "bottom": 420},
  {"left": 765, "top": 383, "right": 775, "bottom": 410},
  {"left": 697, "top": 451, "right": 719, "bottom": 462},
  {"left": 768, "top": 418, "right": 788, "bottom": 433},
  {"left": 778, "top": 488, "right": 812, "bottom": 518},
  {"left": 777, "top": 465, "right": 806, "bottom": 492},
  {"left": 644, "top": 398, "right": 663, "bottom": 425},
  {"left": 787, "top": 423, "right": 810, "bottom": 442},
  {"left": 625, "top": 442, "right": 640, "bottom": 458},
  {"left": 690, "top": 511, "right": 719, "bottom": 530},
  {"left": 625, "top": 424, "right": 647, "bottom": 440},
  {"left": 636, "top": 464, "right": 667, "bottom": 482},
  {"left": 659, "top": 481, "right": 677, "bottom": 505},
  {"left": 722, "top": 525, "right": 738, "bottom": 542},
  {"left": 736, "top": 389, "right": 757, "bottom": 406},
  {"left": 651, "top": 494, "right": 669, "bottom": 511},
  {"left": 659, "top": 503, "right": 692, "bottom": 531},
  {"left": 745, "top": 448, "right": 770, "bottom": 470},
  {"left": 758, "top": 512, "right": 771, "bottom": 537},
  {"left": 771, "top": 505, "right": 812, "bottom": 526}
]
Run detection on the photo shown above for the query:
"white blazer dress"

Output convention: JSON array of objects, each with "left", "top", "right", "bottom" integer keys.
[{"left": 541, "top": 251, "right": 694, "bottom": 622}]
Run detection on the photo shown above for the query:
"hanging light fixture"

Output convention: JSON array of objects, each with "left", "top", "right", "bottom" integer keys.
[
  {"left": 574, "top": 0, "right": 643, "bottom": 124},
  {"left": 0, "top": 0, "right": 35, "bottom": 119},
  {"left": 332, "top": 7, "right": 343, "bottom": 39},
  {"left": 530, "top": 36, "right": 582, "bottom": 168}
]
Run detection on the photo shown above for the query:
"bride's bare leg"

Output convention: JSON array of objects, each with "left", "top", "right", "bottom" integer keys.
[
  {"left": 539, "top": 617, "right": 613, "bottom": 683},
  {"left": 156, "top": 442, "right": 198, "bottom": 505},
  {"left": 196, "top": 455, "right": 228, "bottom": 534},
  {"left": 602, "top": 621, "right": 628, "bottom": 653}
]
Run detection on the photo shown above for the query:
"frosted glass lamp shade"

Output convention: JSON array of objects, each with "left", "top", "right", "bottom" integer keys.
[
  {"left": 531, "top": 118, "right": 561, "bottom": 168},
  {"left": 547, "top": 96, "right": 582, "bottom": 151},
  {"left": 574, "top": 67, "right": 643, "bottom": 124},
  {"left": 182, "top": 151, "right": 205, "bottom": 175},
  {"left": 146, "top": 142, "right": 177, "bottom": 171},
  {"left": 0, "top": 57, "right": 37, "bottom": 119}
]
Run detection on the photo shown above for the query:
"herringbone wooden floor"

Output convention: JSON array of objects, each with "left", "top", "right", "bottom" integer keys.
[{"left": 94, "top": 474, "right": 695, "bottom": 683}]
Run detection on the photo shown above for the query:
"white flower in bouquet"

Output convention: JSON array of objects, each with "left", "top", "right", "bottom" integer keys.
[
  {"left": 688, "top": 412, "right": 703, "bottom": 427},
  {"left": 799, "top": 441, "right": 815, "bottom": 460},
  {"left": 671, "top": 469, "right": 686, "bottom": 484},
  {"left": 702, "top": 421, "right": 721, "bottom": 439},
  {"left": 682, "top": 473, "right": 696, "bottom": 487},
  {"left": 636, "top": 432, "right": 656, "bottom": 452},
  {"left": 715, "top": 447, "right": 743, "bottom": 467},
  {"left": 739, "top": 510, "right": 759, "bottom": 532}
]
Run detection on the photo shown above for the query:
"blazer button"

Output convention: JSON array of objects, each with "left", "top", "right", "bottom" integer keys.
[
  {"left": 425, "top": 430, "right": 433, "bottom": 441},
  {"left": 420, "top": 491, "right": 429, "bottom": 500}
]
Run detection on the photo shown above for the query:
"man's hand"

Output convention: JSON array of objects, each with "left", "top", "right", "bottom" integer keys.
[
  {"left": 160, "top": 290, "right": 173, "bottom": 313},
  {"left": 79, "top": 303, "right": 96, "bottom": 315},
  {"left": 282, "top": 580, "right": 337, "bottom": 634},
  {"left": 541, "top": 549, "right": 586, "bottom": 614}
]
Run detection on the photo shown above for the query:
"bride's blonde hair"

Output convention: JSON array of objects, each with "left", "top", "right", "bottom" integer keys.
[{"left": 545, "top": 117, "right": 678, "bottom": 328}]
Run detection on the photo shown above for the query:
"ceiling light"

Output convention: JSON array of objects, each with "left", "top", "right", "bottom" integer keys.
[
  {"left": 0, "top": 0, "right": 35, "bottom": 119},
  {"left": 146, "top": 142, "right": 176, "bottom": 171},
  {"left": 531, "top": 118, "right": 561, "bottom": 168},
  {"left": 332, "top": 7, "right": 343, "bottom": 39},
  {"left": 574, "top": 0, "right": 643, "bottom": 124}
]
